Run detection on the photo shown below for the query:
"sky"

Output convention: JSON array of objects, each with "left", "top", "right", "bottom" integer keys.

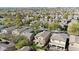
[{"left": 0, "top": 0, "right": 79, "bottom": 7}]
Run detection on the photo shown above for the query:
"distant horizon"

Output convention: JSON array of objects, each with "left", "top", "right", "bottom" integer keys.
[{"left": 0, "top": 7, "right": 79, "bottom": 8}]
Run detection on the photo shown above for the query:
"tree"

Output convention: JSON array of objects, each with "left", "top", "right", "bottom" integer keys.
[
  {"left": 2, "top": 18, "right": 14, "bottom": 27},
  {"left": 16, "top": 13, "right": 22, "bottom": 19},
  {"left": 15, "top": 18, "right": 23, "bottom": 28},
  {"left": 43, "top": 22, "right": 49, "bottom": 28},
  {"left": 48, "top": 22, "right": 60, "bottom": 31},
  {"left": 15, "top": 13, "right": 23, "bottom": 28},
  {"left": 67, "top": 21, "right": 79, "bottom": 35},
  {"left": 15, "top": 35, "right": 30, "bottom": 49},
  {"left": 63, "top": 12, "right": 69, "bottom": 19},
  {"left": 30, "top": 21, "right": 40, "bottom": 30},
  {"left": 30, "top": 21, "right": 41, "bottom": 34},
  {"left": 47, "top": 16, "right": 51, "bottom": 19}
]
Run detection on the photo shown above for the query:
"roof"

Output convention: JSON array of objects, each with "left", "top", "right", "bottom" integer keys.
[
  {"left": 75, "top": 36, "right": 79, "bottom": 43},
  {"left": 50, "top": 33, "right": 69, "bottom": 42},
  {"left": 35, "top": 31, "right": 51, "bottom": 39},
  {"left": 14, "top": 27, "right": 29, "bottom": 33},
  {"left": 21, "top": 31, "right": 34, "bottom": 40},
  {"left": 23, "top": 28, "right": 33, "bottom": 33},
  {"left": 71, "top": 35, "right": 79, "bottom": 43},
  {"left": 3, "top": 27, "right": 16, "bottom": 31}
]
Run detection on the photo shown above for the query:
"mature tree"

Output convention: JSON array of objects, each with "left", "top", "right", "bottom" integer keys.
[
  {"left": 48, "top": 22, "right": 60, "bottom": 31},
  {"left": 15, "top": 13, "right": 23, "bottom": 28},
  {"left": 2, "top": 18, "right": 14, "bottom": 27},
  {"left": 43, "top": 22, "right": 49, "bottom": 28},
  {"left": 15, "top": 18, "right": 23, "bottom": 28},
  {"left": 67, "top": 21, "right": 79, "bottom": 35},
  {"left": 30, "top": 21, "right": 41, "bottom": 34},
  {"left": 31, "top": 21, "right": 40, "bottom": 30},
  {"left": 63, "top": 12, "right": 69, "bottom": 19},
  {"left": 16, "top": 13, "right": 22, "bottom": 19}
]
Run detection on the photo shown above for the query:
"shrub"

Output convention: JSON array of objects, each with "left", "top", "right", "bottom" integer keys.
[
  {"left": 31, "top": 43, "right": 48, "bottom": 51},
  {"left": 15, "top": 36, "right": 29, "bottom": 49}
]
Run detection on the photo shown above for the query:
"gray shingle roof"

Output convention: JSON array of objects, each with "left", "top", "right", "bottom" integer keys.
[
  {"left": 50, "top": 33, "right": 69, "bottom": 42},
  {"left": 35, "top": 31, "right": 51, "bottom": 39},
  {"left": 21, "top": 31, "right": 34, "bottom": 41},
  {"left": 3, "top": 26, "right": 16, "bottom": 32}
]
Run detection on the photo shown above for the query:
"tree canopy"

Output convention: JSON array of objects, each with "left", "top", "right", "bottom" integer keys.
[
  {"left": 67, "top": 21, "right": 79, "bottom": 35},
  {"left": 48, "top": 22, "right": 60, "bottom": 31},
  {"left": 2, "top": 18, "right": 15, "bottom": 27}
]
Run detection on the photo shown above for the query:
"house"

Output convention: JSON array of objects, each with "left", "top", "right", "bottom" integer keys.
[
  {"left": 24, "top": 28, "right": 33, "bottom": 33},
  {"left": 49, "top": 32, "right": 69, "bottom": 50},
  {"left": 21, "top": 31, "right": 34, "bottom": 41},
  {"left": 73, "top": 15, "right": 79, "bottom": 20},
  {"left": 40, "top": 18, "right": 47, "bottom": 24},
  {"left": 12, "top": 27, "right": 29, "bottom": 36},
  {"left": 34, "top": 31, "right": 51, "bottom": 47},
  {"left": 1, "top": 27, "right": 16, "bottom": 35},
  {"left": 69, "top": 35, "right": 79, "bottom": 51}
]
